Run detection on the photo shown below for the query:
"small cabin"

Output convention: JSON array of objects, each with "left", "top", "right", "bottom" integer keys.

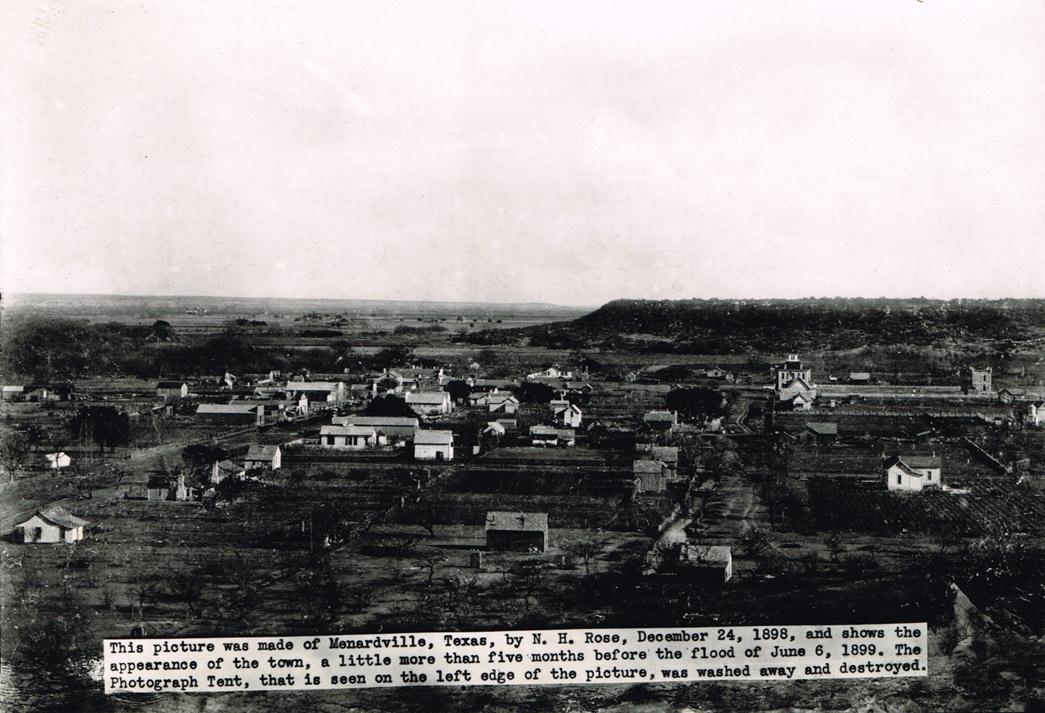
[{"left": 14, "top": 506, "right": 88, "bottom": 544}]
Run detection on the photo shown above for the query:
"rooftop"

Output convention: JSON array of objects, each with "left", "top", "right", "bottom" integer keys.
[
  {"left": 485, "top": 511, "right": 549, "bottom": 532},
  {"left": 414, "top": 429, "right": 454, "bottom": 445}
]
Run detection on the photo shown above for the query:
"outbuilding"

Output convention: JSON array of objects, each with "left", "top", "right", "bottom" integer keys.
[{"left": 485, "top": 511, "right": 548, "bottom": 552}]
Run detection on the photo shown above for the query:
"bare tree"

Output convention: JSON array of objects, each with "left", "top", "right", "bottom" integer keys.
[{"left": 564, "top": 536, "right": 608, "bottom": 576}]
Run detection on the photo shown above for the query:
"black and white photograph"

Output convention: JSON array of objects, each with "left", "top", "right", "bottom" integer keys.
[{"left": 1, "top": 1, "right": 1044, "bottom": 711}]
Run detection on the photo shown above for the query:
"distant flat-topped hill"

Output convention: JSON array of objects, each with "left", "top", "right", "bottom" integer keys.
[{"left": 457, "top": 298, "right": 1045, "bottom": 353}]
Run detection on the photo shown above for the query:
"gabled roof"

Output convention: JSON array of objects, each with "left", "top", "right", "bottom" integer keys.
[
  {"left": 413, "top": 429, "right": 453, "bottom": 445},
  {"left": 29, "top": 505, "right": 88, "bottom": 530},
  {"left": 781, "top": 376, "right": 813, "bottom": 391},
  {"left": 245, "top": 444, "right": 280, "bottom": 461},
  {"left": 530, "top": 425, "right": 559, "bottom": 436},
  {"left": 214, "top": 459, "right": 243, "bottom": 475},
  {"left": 849, "top": 372, "right": 871, "bottom": 380},
  {"left": 804, "top": 422, "right": 838, "bottom": 435},
  {"left": 485, "top": 511, "right": 548, "bottom": 532},
  {"left": 884, "top": 454, "right": 941, "bottom": 475},
  {"left": 156, "top": 381, "right": 187, "bottom": 389}
]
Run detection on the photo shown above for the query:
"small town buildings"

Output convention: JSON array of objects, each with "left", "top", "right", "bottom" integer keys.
[
  {"left": 678, "top": 544, "right": 733, "bottom": 583},
  {"left": 244, "top": 444, "right": 282, "bottom": 470},
  {"left": 14, "top": 506, "right": 88, "bottom": 543},
  {"left": 633, "top": 460, "right": 668, "bottom": 493},
  {"left": 530, "top": 425, "right": 576, "bottom": 447},
  {"left": 527, "top": 366, "right": 572, "bottom": 380},
  {"left": 404, "top": 391, "right": 453, "bottom": 416},
  {"left": 965, "top": 366, "right": 992, "bottom": 394},
  {"left": 156, "top": 381, "right": 189, "bottom": 400},
  {"left": 483, "top": 421, "right": 506, "bottom": 437},
  {"left": 642, "top": 410, "right": 678, "bottom": 432},
  {"left": 1029, "top": 401, "right": 1045, "bottom": 428},
  {"left": 775, "top": 354, "right": 814, "bottom": 390},
  {"left": 801, "top": 422, "right": 838, "bottom": 444},
  {"left": 331, "top": 415, "right": 419, "bottom": 442},
  {"left": 45, "top": 452, "right": 72, "bottom": 470},
  {"left": 211, "top": 459, "right": 245, "bottom": 485},
  {"left": 485, "top": 511, "right": 548, "bottom": 552},
  {"left": 1, "top": 385, "right": 25, "bottom": 402},
  {"left": 487, "top": 394, "right": 520, "bottom": 415},
  {"left": 286, "top": 381, "right": 347, "bottom": 404},
  {"left": 704, "top": 366, "right": 727, "bottom": 380},
  {"left": 774, "top": 354, "right": 817, "bottom": 406},
  {"left": 531, "top": 426, "right": 558, "bottom": 447},
  {"left": 635, "top": 444, "right": 680, "bottom": 479},
  {"left": 413, "top": 430, "right": 454, "bottom": 461},
  {"left": 849, "top": 372, "right": 871, "bottom": 383},
  {"left": 195, "top": 403, "right": 264, "bottom": 426},
  {"left": 551, "top": 401, "right": 583, "bottom": 428},
  {"left": 884, "top": 454, "right": 942, "bottom": 491},
  {"left": 174, "top": 473, "right": 197, "bottom": 501},
  {"left": 320, "top": 425, "right": 381, "bottom": 449}
]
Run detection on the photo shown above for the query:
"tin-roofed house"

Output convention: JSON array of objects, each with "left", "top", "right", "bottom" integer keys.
[
  {"left": 320, "top": 425, "right": 381, "bottom": 450},
  {"left": 211, "top": 459, "right": 245, "bottom": 485},
  {"left": 195, "top": 403, "right": 264, "bottom": 426},
  {"left": 244, "top": 444, "right": 282, "bottom": 471},
  {"left": 643, "top": 410, "right": 678, "bottom": 432},
  {"left": 633, "top": 460, "right": 669, "bottom": 493},
  {"left": 413, "top": 430, "right": 454, "bottom": 461},
  {"left": 678, "top": 544, "right": 733, "bottom": 583},
  {"left": 404, "top": 391, "right": 453, "bottom": 416},
  {"left": 156, "top": 381, "right": 189, "bottom": 400},
  {"left": 884, "top": 454, "right": 942, "bottom": 491},
  {"left": 331, "top": 415, "right": 418, "bottom": 444},
  {"left": 286, "top": 381, "right": 347, "bottom": 405},
  {"left": 801, "top": 422, "right": 838, "bottom": 445},
  {"left": 14, "top": 506, "right": 88, "bottom": 543},
  {"left": 485, "top": 511, "right": 549, "bottom": 552}
]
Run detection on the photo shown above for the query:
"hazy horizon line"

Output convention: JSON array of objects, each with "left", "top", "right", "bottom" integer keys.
[{"left": 5, "top": 290, "right": 1045, "bottom": 310}]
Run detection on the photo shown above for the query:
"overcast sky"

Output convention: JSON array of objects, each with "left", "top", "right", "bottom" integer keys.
[{"left": 2, "top": 1, "right": 1043, "bottom": 305}]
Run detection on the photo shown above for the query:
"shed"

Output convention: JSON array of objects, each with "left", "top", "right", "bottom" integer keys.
[{"left": 485, "top": 511, "right": 549, "bottom": 552}]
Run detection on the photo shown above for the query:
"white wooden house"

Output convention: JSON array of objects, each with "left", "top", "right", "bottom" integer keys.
[
  {"left": 884, "top": 454, "right": 942, "bottom": 491},
  {"left": 14, "top": 506, "right": 88, "bottom": 543},
  {"left": 413, "top": 430, "right": 454, "bottom": 461}
]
